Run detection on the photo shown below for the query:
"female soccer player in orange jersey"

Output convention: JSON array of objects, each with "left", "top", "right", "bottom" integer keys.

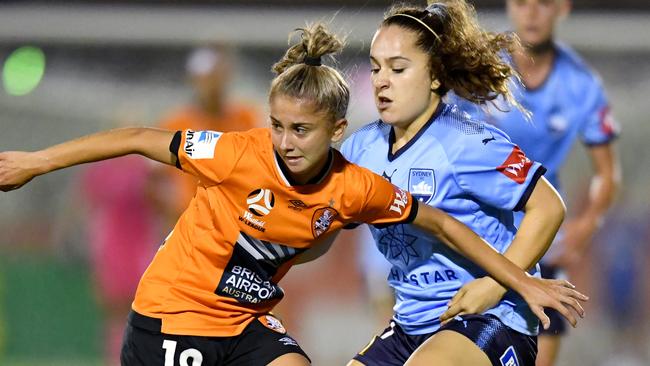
[{"left": 0, "top": 23, "right": 585, "bottom": 366}]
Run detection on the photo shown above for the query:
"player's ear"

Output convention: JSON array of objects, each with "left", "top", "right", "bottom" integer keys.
[
  {"left": 431, "top": 78, "right": 441, "bottom": 91},
  {"left": 331, "top": 118, "right": 348, "bottom": 143}
]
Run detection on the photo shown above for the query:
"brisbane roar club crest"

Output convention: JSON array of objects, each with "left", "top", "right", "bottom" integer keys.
[
  {"left": 312, "top": 207, "right": 338, "bottom": 238},
  {"left": 247, "top": 189, "right": 275, "bottom": 216},
  {"left": 258, "top": 315, "right": 287, "bottom": 334},
  {"left": 408, "top": 168, "right": 435, "bottom": 203}
]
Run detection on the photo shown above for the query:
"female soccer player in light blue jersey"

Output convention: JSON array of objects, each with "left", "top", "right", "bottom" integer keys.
[
  {"left": 449, "top": 1, "right": 621, "bottom": 365},
  {"left": 342, "top": 1, "right": 585, "bottom": 365}
]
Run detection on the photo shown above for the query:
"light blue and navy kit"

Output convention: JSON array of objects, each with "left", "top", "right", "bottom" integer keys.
[
  {"left": 342, "top": 103, "right": 545, "bottom": 365},
  {"left": 447, "top": 42, "right": 619, "bottom": 337}
]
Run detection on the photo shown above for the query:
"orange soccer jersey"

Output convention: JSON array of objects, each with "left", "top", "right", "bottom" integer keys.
[
  {"left": 132, "top": 128, "right": 416, "bottom": 337},
  {"left": 158, "top": 104, "right": 260, "bottom": 212}
]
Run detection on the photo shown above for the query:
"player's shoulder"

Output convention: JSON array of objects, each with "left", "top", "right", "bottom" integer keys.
[
  {"left": 555, "top": 42, "right": 604, "bottom": 87},
  {"left": 436, "top": 104, "right": 514, "bottom": 161},
  {"left": 341, "top": 120, "right": 389, "bottom": 159},
  {"left": 332, "top": 148, "right": 379, "bottom": 184},
  {"left": 345, "top": 120, "right": 389, "bottom": 144},
  {"left": 208, "top": 127, "right": 270, "bottom": 155},
  {"left": 436, "top": 103, "right": 497, "bottom": 143}
]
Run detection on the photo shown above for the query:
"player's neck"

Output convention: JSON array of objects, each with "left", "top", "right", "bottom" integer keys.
[
  {"left": 392, "top": 98, "right": 439, "bottom": 153},
  {"left": 513, "top": 40, "right": 556, "bottom": 90}
]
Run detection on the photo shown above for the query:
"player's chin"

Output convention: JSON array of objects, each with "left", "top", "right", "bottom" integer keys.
[{"left": 377, "top": 111, "right": 400, "bottom": 126}]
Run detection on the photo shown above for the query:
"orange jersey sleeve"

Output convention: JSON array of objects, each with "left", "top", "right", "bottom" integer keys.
[
  {"left": 176, "top": 129, "right": 249, "bottom": 186},
  {"left": 340, "top": 162, "right": 417, "bottom": 226}
]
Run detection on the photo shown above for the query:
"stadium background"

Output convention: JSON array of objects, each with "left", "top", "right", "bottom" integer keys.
[{"left": 0, "top": 1, "right": 648, "bottom": 365}]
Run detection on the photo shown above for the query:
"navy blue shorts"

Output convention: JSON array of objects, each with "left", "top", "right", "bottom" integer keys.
[
  {"left": 539, "top": 263, "right": 568, "bottom": 336},
  {"left": 120, "top": 311, "right": 310, "bottom": 366},
  {"left": 353, "top": 314, "right": 537, "bottom": 366}
]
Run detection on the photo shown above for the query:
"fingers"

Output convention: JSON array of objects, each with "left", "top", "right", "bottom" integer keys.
[
  {"left": 440, "top": 290, "right": 468, "bottom": 323},
  {"left": 555, "top": 279, "right": 576, "bottom": 288},
  {"left": 558, "top": 289, "right": 586, "bottom": 318},
  {"left": 551, "top": 299, "right": 578, "bottom": 328},
  {"left": 440, "top": 311, "right": 467, "bottom": 327},
  {"left": 440, "top": 302, "right": 461, "bottom": 323},
  {"left": 531, "top": 306, "right": 551, "bottom": 330}
]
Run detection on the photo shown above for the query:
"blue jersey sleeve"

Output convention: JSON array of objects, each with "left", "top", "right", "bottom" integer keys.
[
  {"left": 452, "top": 127, "right": 546, "bottom": 211},
  {"left": 579, "top": 81, "right": 620, "bottom": 146}
]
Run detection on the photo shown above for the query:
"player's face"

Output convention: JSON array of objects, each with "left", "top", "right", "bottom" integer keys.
[
  {"left": 370, "top": 25, "right": 439, "bottom": 129},
  {"left": 270, "top": 94, "right": 346, "bottom": 184},
  {"left": 507, "top": 0, "right": 568, "bottom": 47}
]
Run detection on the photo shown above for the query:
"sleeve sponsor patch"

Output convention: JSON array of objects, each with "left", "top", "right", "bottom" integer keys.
[
  {"left": 184, "top": 130, "right": 222, "bottom": 159},
  {"left": 389, "top": 186, "right": 410, "bottom": 215},
  {"left": 496, "top": 146, "right": 532, "bottom": 184},
  {"left": 599, "top": 106, "right": 619, "bottom": 136}
]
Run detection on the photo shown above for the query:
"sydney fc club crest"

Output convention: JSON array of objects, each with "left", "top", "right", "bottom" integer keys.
[{"left": 408, "top": 168, "right": 435, "bottom": 203}]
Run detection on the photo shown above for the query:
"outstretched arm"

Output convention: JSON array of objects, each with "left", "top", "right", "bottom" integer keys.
[
  {"left": 412, "top": 203, "right": 586, "bottom": 329},
  {"left": 440, "top": 178, "right": 574, "bottom": 322},
  {"left": 0, "top": 127, "right": 176, "bottom": 191}
]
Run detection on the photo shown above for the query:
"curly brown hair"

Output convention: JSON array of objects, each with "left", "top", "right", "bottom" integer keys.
[
  {"left": 270, "top": 23, "right": 350, "bottom": 122},
  {"left": 383, "top": 0, "right": 525, "bottom": 113}
]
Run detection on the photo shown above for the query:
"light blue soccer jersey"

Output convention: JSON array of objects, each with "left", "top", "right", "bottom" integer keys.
[
  {"left": 448, "top": 42, "right": 619, "bottom": 192},
  {"left": 341, "top": 103, "right": 546, "bottom": 336}
]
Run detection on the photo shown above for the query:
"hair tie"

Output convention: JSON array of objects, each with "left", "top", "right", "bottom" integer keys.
[{"left": 303, "top": 56, "right": 322, "bottom": 66}]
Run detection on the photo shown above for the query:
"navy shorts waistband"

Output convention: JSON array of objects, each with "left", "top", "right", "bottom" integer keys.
[{"left": 128, "top": 310, "right": 162, "bottom": 332}]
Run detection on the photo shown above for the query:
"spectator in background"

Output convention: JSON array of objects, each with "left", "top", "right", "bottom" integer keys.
[
  {"left": 448, "top": 0, "right": 621, "bottom": 365},
  {"left": 153, "top": 44, "right": 261, "bottom": 227}
]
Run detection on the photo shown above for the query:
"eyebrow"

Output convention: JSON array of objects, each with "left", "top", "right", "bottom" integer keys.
[
  {"left": 270, "top": 116, "right": 312, "bottom": 126},
  {"left": 369, "top": 55, "right": 412, "bottom": 63}
]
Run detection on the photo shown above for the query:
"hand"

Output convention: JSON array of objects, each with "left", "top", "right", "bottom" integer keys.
[
  {"left": 518, "top": 277, "right": 589, "bottom": 330},
  {"left": 440, "top": 277, "right": 506, "bottom": 325},
  {"left": 0, "top": 151, "right": 43, "bottom": 191},
  {"left": 547, "top": 217, "right": 599, "bottom": 268}
]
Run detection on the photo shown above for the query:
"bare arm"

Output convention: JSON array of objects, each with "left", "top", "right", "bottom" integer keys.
[
  {"left": 439, "top": 178, "right": 571, "bottom": 321},
  {"left": 412, "top": 203, "right": 585, "bottom": 328},
  {"left": 550, "top": 143, "right": 621, "bottom": 267},
  {"left": 0, "top": 127, "right": 176, "bottom": 191}
]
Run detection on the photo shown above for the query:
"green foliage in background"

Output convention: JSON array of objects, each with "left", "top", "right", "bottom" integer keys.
[{"left": 0, "top": 255, "right": 101, "bottom": 365}]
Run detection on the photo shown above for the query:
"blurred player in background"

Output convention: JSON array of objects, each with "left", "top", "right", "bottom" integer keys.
[
  {"left": 449, "top": 1, "right": 621, "bottom": 364},
  {"left": 153, "top": 44, "right": 260, "bottom": 227},
  {"left": 0, "top": 22, "right": 586, "bottom": 366}
]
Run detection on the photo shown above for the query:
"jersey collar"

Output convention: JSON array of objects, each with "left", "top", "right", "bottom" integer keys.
[
  {"left": 273, "top": 149, "right": 334, "bottom": 187},
  {"left": 387, "top": 102, "right": 446, "bottom": 162}
]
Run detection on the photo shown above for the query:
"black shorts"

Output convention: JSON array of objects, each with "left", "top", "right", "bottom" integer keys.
[
  {"left": 120, "top": 311, "right": 310, "bottom": 366},
  {"left": 539, "top": 263, "right": 568, "bottom": 336},
  {"left": 353, "top": 314, "right": 537, "bottom": 366}
]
